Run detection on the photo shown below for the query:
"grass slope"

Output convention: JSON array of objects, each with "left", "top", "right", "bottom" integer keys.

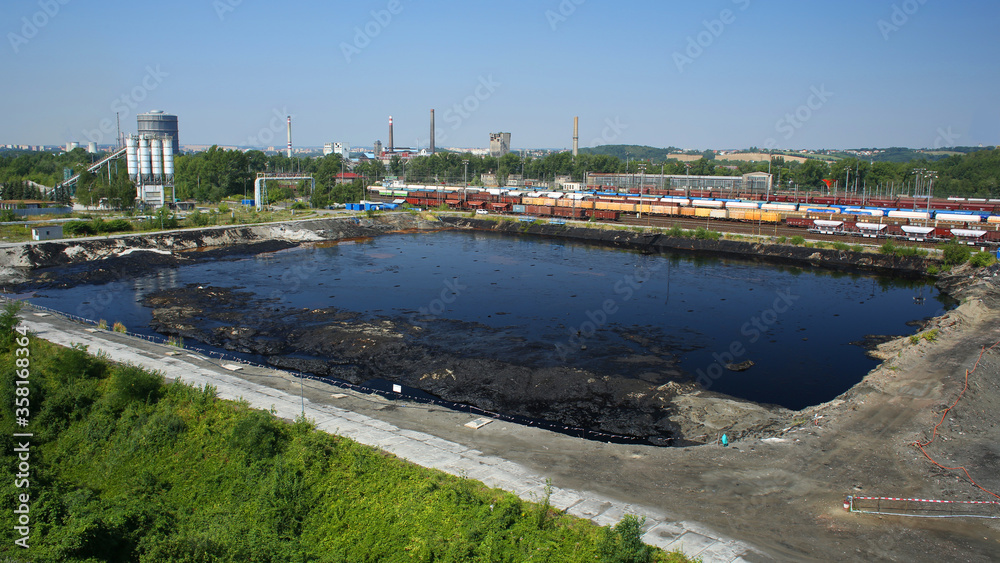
[{"left": 0, "top": 305, "right": 691, "bottom": 562}]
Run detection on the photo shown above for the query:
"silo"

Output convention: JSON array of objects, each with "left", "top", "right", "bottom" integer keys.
[
  {"left": 125, "top": 136, "right": 138, "bottom": 177},
  {"left": 162, "top": 136, "right": 174, "bottom": 176},
  {"left": 137, "top": 110, "right": 180, "bottom": 154},
  {"left": 138, "top": 136, "right": 151, "bottom": 176},
  {"left": 151, "top": 138, "right": 163, "bottom": 177}
]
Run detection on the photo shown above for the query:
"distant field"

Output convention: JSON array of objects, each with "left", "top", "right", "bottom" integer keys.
[
  {"left": 663, "top": 153, "right": 703, "bottom": 162},
  {"left": 920, "top": 150, "right": 963, "bottom": 156},
  {"left": 714, "top": 152, "right": 834, "bottom": 164}
]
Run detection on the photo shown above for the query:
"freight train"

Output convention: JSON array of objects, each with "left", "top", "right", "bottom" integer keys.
[{"left": 370, "top": 184, "right": 1000, "bottom": 245}]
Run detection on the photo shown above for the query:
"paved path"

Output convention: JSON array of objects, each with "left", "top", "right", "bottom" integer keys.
[{"left": 20, "top": 308, "right": 766, "bottom": 562}]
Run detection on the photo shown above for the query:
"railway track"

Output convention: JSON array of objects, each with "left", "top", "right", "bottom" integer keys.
[{"left": 616, "top": 214, "right": 936, "bottom": 248}]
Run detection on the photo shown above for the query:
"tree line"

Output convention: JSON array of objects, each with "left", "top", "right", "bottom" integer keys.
[{"left": 1, "top": 145, "right": 999, "bottom": 207}]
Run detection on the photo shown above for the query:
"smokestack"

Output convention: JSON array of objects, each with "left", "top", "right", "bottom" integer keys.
[
  {"left": 430, "top": 109, "right": 435, "bottom": 154},
  {"left": 572, "top": 116, "right": 579, "bottom": 157},
  {"left": 286, "top": 116, "right": 292, "bottom": 158},
  {"left": 388, "top": 115, "right": 394, "bottom": 153}
]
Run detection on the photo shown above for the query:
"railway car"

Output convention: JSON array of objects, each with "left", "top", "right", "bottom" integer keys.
[
  {"left": 586, "top": 209, "right": 620, "bottom": 220},
  {"left": 888, "top": 210, "right": 932, "bottom": 220},
  {"left": 855, "top": 222, "right": 888, "bottom": 238},
  {"left": 936, "top": 213, "right": 982, "bottom": 223}
]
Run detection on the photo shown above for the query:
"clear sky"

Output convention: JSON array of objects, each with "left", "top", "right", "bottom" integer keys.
[{"left": 2, "top": 0, "right": 998, "bottom": 151}]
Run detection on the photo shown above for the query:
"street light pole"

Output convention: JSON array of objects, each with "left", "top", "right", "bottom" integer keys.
[{"left": 462, "top": 159, "right": 469, "bottom": 208}]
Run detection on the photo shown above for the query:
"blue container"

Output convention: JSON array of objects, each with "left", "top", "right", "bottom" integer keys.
[
  {"left": 241, "top": 199, "right": 254, "bottom": 205},
  {"left": 512, "top": 204, "right": 526, "bottom": 214}
]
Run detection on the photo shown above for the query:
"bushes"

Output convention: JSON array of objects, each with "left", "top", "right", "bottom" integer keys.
[
  {"left": 789, "top": 235, "right": 805, "bottom": 246},
  {"left": 0, "top": 338, "right": 692, "bottom": 562},
  {"left": 880, "top": 241, "right": 929, "bottom": 258},
  {"left": 64, "top": 218, "right": 133, "bottom": 236},
  {"left": 941, "top": 239, "right": 971, "bottom": 265},
  {"left": 969, "top": 251, "right": 997, "bottom": 268}
]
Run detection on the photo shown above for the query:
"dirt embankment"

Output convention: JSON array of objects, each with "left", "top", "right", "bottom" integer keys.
[
  {"left": 0, "top": 213, "right": 442, "bottom": 286},
  {"left": 440, "top": 216, "right": 932, "bottom": 276}
]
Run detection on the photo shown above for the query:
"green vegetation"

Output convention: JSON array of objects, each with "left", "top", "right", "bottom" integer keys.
[
  {"left": 941, "top": 239, "right": 972, "bottom": 266},
  {"left": 63, "top": 217, "right": 134, "bottom": 236},
  {"left": 969, "top": 251, "right": 997, "bottom": 268},
  {"left": 0, "top": 317, "right": 689, "bottom": 562},
  {"left": 879, "top": 241, "right": 929, "bottom": 258},
  {"left": 789, "top": 235, "right": 805, "bottom": 246},
  {"left": 910, "top": 328, "right": 939, "bottom": 345}
]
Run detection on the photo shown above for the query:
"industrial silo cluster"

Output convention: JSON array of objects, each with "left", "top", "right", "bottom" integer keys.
[{"left": 125, "top": 133, "right": 174, "bottom": 206}]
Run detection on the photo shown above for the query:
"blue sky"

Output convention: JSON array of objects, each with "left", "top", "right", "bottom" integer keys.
[{"left": 2, "top": 0, "right": 998, "bottom": 151}]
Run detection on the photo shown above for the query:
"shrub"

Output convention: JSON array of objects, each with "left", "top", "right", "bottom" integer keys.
[
  {"left": 97, "top": 319, "right": 108, "bottom": 330},
  {"left": 188, "top": 211, "right": 211, "bottom": 227},
  {"left": 112, "top": 322, "right": 126, "bottom": 333},
  {"left": 64, "top": 221, "right": 96, "bottom": 236},
  {"left": 693, "top": 227, "right": 720, "bottom": 240},
  {"left": 666, "top": 225, "right": 684, "bottom": 238},
  {"left": 880, "top": 241, "right": 897, "bottom": 255},
  {"left": 927, "top": 264, "right": 940, "bottom": 275},
  {"left": 102, "top": 219, "right": 133, "bottom": 233},
  {"left": 851, "top": 245, "right": 864, "bottom": 253},
  {"left": 790, "top": 235, "right": 805, "bottom": 246},
  {"left": 941, "top": 240, "right": 971, "bottom": 266},
  {"left": 776, "top": 236, "right": 787, "bottom": 244},
  {"left": 218, "top": 202, "right": 230, "bottom": 213},
  {"left": 228, "top": 410, "right": 283, "bottom": 461},
  {"left": 597, "top": 515, "right": 653, "bottom": 563},
  {"left": 832, "top": 242, "right": 850, "bottom": 251},
  {"left": 969, "top": 251, "right": 996, "bottom": 268},
  {"left": 106, "top": 364, "right": 164, "bottom": 409}
]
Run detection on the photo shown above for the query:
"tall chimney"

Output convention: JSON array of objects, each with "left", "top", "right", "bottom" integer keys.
[
  {"left": 286, "top": 115, "right": 292, "bottom": 158},
  {"left": 388, "top": 115, "right": 394, "bottom": 153},
  {"left": 430, "top": 109, "right": 435, "bottom": 154},
  {"left": 572, "top": 116, "right": 579, "bottom": 157}
]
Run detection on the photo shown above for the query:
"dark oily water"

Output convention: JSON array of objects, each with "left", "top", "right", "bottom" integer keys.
[{"left": 28, "top": 231, "right": 948, "bottom": 410}]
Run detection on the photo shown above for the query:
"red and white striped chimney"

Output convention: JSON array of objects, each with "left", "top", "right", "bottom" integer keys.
[{"left": 286, "top": 115, "right": 292, "bottom": 158}]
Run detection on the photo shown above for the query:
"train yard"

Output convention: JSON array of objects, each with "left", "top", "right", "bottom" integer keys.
[{"left": 370, "top": 184, "right": 1000, "bottom": 248}]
